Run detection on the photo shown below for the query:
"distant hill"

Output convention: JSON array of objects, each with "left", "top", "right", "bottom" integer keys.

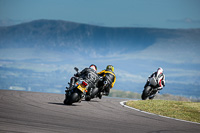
[
  {"left": 0, "top": 19, "right": 200, "bottom": 98},
  {"left": 1, "top": 19, "right": 199, "bottom": 53}
]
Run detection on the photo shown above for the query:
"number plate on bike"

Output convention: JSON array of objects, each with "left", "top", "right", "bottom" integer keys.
[{"left": 77, "top": 84, "right": 86, "bottom": 92}]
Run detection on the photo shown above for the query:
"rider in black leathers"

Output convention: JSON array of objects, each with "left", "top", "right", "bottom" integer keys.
[{"left": 68, "top": 64, "right": 99, "bottom": 93}]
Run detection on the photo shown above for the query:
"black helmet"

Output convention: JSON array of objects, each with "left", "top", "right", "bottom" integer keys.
[
  {"left": 89, "top": 64, "right": 97, "bottom": 71},
  {"left": 106, "top": 65, "right": 114, "bottom": 72}
]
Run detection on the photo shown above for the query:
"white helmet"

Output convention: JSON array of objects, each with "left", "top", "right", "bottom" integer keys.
[
  {"left": 89, "top": 64, "right": 97, "bottom": 72},
  {"left": 157, "top": 67, "right": 163, "bottom": 77}
]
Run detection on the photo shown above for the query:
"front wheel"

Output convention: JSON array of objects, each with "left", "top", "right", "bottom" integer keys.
[{"left": 141, "top": 86, "right": 151, "bottom": 100}]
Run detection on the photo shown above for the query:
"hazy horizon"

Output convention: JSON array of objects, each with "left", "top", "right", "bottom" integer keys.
[{"left": 0, "top": 0, "right": 200, "bottom": 29}]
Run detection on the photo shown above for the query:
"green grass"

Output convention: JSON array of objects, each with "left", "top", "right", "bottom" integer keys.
[{"left": 126, "top": 100, "right": 200, "bottom": 123}]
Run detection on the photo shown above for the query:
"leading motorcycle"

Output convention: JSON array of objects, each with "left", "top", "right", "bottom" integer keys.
[{"left": 141, "top": 76, "right": 161, "bottom": 100}]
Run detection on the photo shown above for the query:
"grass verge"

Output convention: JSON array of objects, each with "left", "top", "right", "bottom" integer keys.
[{"left": 126, "top": 100, "right": 200, "bottom": 123}]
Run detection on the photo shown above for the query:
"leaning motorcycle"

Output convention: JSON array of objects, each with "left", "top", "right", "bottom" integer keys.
[
  {"left": 95, "top": 75, "right": 112, "bottom": 99},
  {"left": 141, "top": 76, "right": 160, "bottom": 100},
  {"left": 64, "top": 67, "right": 89, "bottom": 105}
]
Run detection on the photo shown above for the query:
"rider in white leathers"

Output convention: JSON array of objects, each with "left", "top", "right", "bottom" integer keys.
[{"left": 144, "top": 67, "right": 165, "bottom": 98}]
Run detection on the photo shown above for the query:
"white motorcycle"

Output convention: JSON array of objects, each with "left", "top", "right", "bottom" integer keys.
[{"left": 141, "top": 76, "right": 163, "bottom": 100}]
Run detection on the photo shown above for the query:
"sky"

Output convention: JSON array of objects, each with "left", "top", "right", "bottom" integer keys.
[{"left": 0, "top": 0, "right": 200, "bottom": 28}]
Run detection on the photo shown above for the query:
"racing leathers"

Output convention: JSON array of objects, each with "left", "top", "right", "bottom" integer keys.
[
  {"left": 69, "top": 68, "right": 99, "bottom": 91},
  {"left": 144, "top": 71, "right": 165, "bottom": 90},
  {"left": 97, "top": 69, "right": 116, "bottom": 96}
]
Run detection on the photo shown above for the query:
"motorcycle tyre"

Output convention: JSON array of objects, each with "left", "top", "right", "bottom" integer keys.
[
  {"left": 141, "top": 86, "right": 151, "bottom": 100},
  {"left": 71, "top": 92, "right": 79, "bottom": 103},
  {"left": 64, "top": 92, "right": 79, "bottom": 105},
  {"left": 63, "top": 96, "right": 72, "bottom": 105},
  {"left": 98, "top": 93, "right": 102, "bottom": 99},
  {"left": 85, "top": 95, "right": 91, "bottom": 101}
]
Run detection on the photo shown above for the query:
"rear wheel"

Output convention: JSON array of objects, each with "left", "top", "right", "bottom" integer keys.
[
  {"left": 141, "top": 86, "right": 151, "bottom": 100},
  {"left": 71, "top": 92, "right": 79, "bottom": 103},
  {"left": 64, "top": 92, "right": 79, "bottom": 105},
  {"left": 98, "top": 93, "right": 102, "bottom": 99},
  {"left": 63, "top": 95, "right": 72, "bottom": 105}
]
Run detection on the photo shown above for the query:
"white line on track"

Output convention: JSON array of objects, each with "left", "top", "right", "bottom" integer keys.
[{"left": 120, "top": 100, "right": 200, "bottom": 125}]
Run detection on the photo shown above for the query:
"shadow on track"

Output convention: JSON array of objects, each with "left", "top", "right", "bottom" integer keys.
[
  {"left": 48, "top": 99, "right": 99, "bottom": 106},
  {"left": 48, "top": 102, "right": 80, "bottom": 106},
  {"left": 82, "top": 100, "right": 100, "bottom": 102}
]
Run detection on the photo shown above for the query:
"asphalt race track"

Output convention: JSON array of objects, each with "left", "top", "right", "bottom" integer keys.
[{"left": 0, "top": 90, "right": 199, "bottom": 133}]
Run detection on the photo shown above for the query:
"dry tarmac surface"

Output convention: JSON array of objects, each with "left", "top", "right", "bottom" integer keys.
[{"left": 0, "top": 90, "right": 199, "bottom": 133}]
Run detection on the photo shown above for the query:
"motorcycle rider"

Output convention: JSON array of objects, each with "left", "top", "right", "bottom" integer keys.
[
  {"left": 68, "top": 64, "right": 99, "bottom": 90},
  {"left": 144, "top": 67, "right": 165, "bottom": 98},
  {"left": 97, "top": 65, "right": 116, "bottom": 96}
]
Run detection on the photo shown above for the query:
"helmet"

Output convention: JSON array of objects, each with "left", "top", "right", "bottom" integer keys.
[
  {"left": 157, "top": 67, "right": 163, "bottom": 76},
  {"left": 106, "top": 65, "right": 114, "bottom": 72},
  {"left": 89, "top": 64, "right": 97, "bottom": 71}
]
